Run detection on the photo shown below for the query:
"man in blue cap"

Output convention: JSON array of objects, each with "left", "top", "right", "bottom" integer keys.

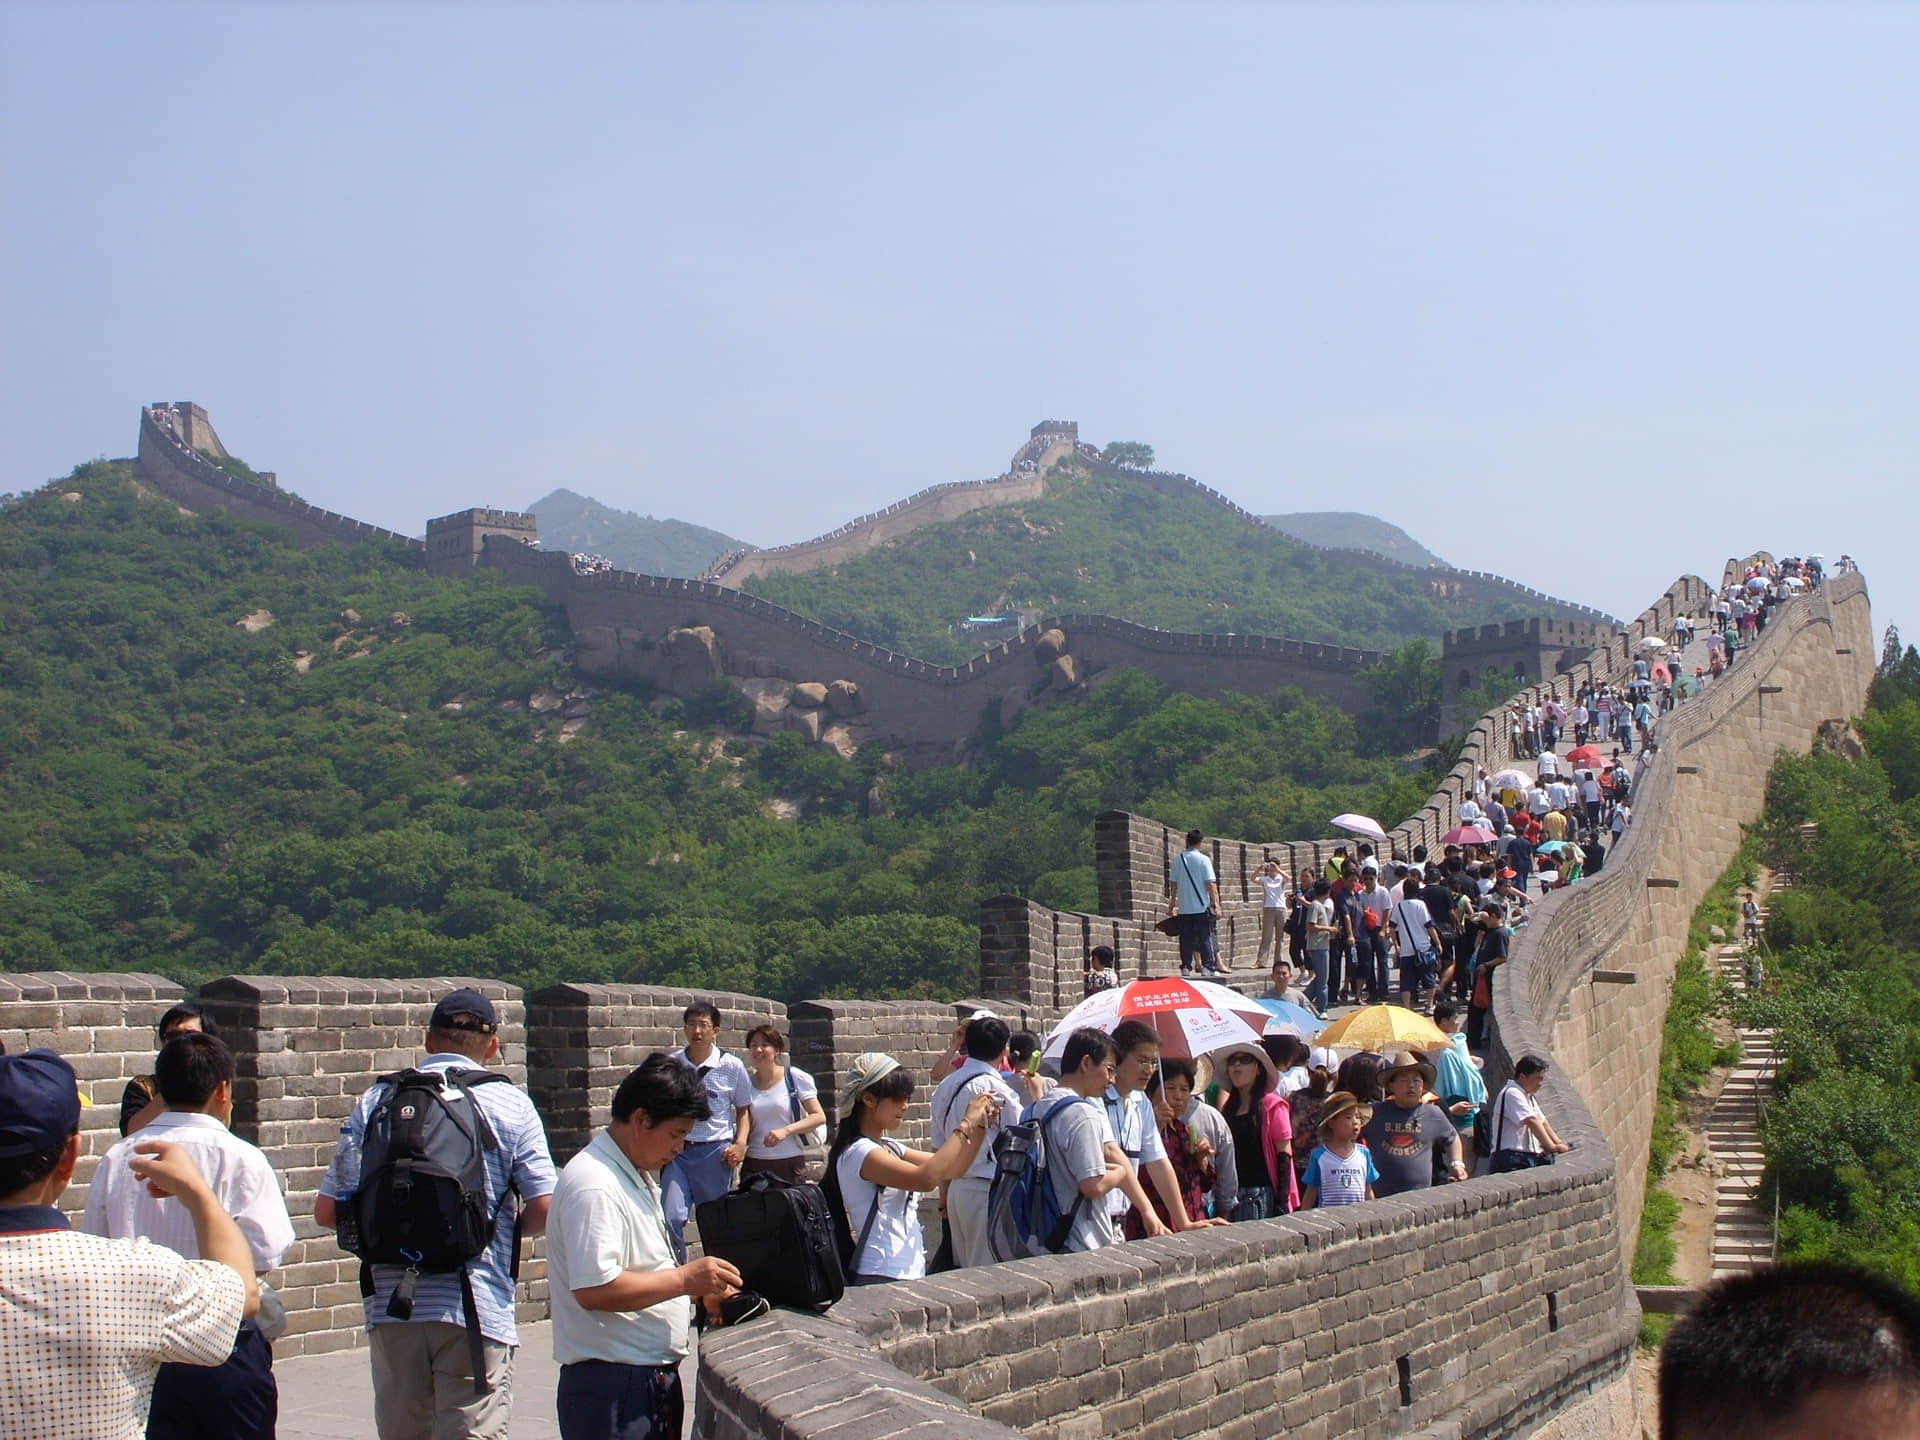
[
  {"left": 0, "top": 1048, "right": 259, "bottom": 1440},
  {"left": 315, "top": 987, "right": 555, "bottom": 1440}
]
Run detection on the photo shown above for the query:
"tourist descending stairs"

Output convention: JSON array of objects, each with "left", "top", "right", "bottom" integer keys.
[{"left": 1704, "top": 867, "right": 1791, "bottom": 1278}]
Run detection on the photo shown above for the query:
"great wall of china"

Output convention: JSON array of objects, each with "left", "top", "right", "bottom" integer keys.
[
  {"left": 132, "top": 405, "right": 1618, "bottom": 759},
  {"left": 86, "top": 401, "right": 1877, "bottom": 1434}
]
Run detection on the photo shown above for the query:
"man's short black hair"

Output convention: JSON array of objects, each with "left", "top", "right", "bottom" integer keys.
[
  {"left": 156, "top": 1002, "right": 217, "bottom": 1041},
  {"left": 1432, "top": 1001, "right": 1460, "bottom": 1025},
  {"left": 1514, "top": 1053, "right": 1550, "bottom": 1078},
  {"left": 1660, "top": 1263, "right": 1920, "bottom": 1439},
  {"left": 682, "top": 1000, "right": 720, "bottom": 1028},
  {"left": 1185, "top": 829, "right": 1204, "bottom": 848},
  {"left": 1061, "top": 1028, "right": 1119, "bottom": 1076},
  {"left": 612, "top": 1053, "right": 712, "bottom": 1126},
  {"left": 963, "top": 1015, "right": 1011, "bottom": 1063},
  {"left": 154, "top": 1033, "right": 234, "bottom": 1109},
  {"left": 1088, "top": 945, "right": 1115, "bottom": 967},
  {"left": 1111, "top": 1020, "right": 1159, "bottom": 1061},
  {"left": 0, "top": 1136, "right": 69, "bottom": 1198}
]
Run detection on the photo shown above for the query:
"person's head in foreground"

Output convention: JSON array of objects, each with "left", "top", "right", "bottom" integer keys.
[{"left": 1659, "top": 1261, "right": 1920, "bottom": 1439}]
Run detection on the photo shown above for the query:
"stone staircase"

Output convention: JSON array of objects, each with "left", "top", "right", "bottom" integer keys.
[{"left": 1704, "top": 873, "right": 1786, "bottom": 1278}]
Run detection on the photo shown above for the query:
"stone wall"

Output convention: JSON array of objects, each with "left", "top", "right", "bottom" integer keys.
[{"left": 133, "top": 407, "right": 425, "bottom": 555}]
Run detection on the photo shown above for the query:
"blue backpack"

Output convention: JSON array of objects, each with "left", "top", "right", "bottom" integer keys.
[{"left": 986, "top": 1096, "right": 1094, "bottom": 1261}]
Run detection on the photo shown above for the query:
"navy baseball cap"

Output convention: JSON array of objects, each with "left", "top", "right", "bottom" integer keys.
[
  {"left": 430, "top": 988, "right": 498, "bottom": 1034},
  {"left": 0, "top": 1051, "right": 82, "bottom": 1159}
]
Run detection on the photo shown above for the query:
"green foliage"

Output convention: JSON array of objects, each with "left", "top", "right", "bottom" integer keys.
[
  {"left": 1357, "top": 641, "right": 1442, "bottom": 754},
  {"left": 0, "top": 464, "right": 1452, "bottom": 1003},
  {"left": 740, "top": 463, "right": 1607, "bottom": 667},
  {"left": 1101, "top": 441, "right": 1155, "bottom": 470},
  {"left": 1743, "top": 682, "right": 1920, "bottom": 1286}
]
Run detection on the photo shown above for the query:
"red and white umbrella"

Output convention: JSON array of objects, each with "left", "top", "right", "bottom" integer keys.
[{"left": 1041, "top": 977, "right": 1270, "bottom": 1062}]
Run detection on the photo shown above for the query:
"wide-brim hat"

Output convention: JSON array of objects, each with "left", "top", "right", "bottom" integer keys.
[
  {"left": 1379, "top": 1048, "right": 1438, "bottom": 1089},
  {"left": 1211, "top": 1044, "right": 1279, "bottom": 1089},
  {"left": 838, "top": 1052, "right": 901, "bottom": 1117},
  {"left": 1318, "top": 1090, "right": 1373, "bottom": 1128}
]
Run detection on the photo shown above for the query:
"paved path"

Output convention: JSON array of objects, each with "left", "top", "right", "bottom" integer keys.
[
  {"left": 275, "top": 1323, "right": 697, "bottom": 1440},
  {"left": 1704, "top": 877, "right": 1781, "bottom": 1278}
]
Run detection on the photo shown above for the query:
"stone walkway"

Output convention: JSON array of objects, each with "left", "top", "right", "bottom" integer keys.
[{"left": 1704, "top": 879, "right": 1780, "bottom": 1278}]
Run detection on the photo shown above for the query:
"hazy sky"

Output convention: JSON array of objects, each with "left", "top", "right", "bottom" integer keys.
[{"left": 4, "top": 3, "right": 1913, "bottom": 642}]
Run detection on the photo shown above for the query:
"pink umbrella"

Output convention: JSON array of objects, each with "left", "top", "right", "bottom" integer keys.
[{"left": 1442, "top": 824, "right": 1497, "bottom": 846}]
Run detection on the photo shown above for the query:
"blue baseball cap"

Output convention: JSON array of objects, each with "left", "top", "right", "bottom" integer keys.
[
  {"left": 0, "top": 1051, "right": 82, "bottom": 1159},
  {"left": 430, "top": 988, "right": 498, "bottom": 1034}
]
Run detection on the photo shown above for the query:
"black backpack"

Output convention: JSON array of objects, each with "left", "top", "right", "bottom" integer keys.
[{"left": 337, "top": 1067, "right": 518, "bottom": 1394}]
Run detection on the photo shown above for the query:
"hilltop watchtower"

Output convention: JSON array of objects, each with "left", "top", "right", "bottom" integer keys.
[
  {"left": 426, "top": 508, "right": 538, "bottom": 576},
  {"left": 1440, "top": 616, "right": 1614, "bottom": 731}
]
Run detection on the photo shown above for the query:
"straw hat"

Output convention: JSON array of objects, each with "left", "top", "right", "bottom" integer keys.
[
  {"left": 1379, "top": 1048, "right": 1437, "bottom": 1089},
  {"left": 1318, "top": 1090, "right": 1373, "bottom": 1128}
]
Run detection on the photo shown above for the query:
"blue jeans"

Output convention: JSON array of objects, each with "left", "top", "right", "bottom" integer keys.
[
  {"left": 1176, "top": 911, "right": 1218, "bottom": 972},
  {"left": 557, "top": 1360, "right": 684, "bottom": 1440},
  {"left": 662, "top": 1138, "right": 733, "bottom": 1263},
  {"left": 1302, "top": 951, "right": 1328, "bottom": 1013}
]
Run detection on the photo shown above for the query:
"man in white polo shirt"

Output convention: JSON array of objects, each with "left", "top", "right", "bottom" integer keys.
[{"left": 547, "top": 1055, "right": 745, "bottom": 1440}]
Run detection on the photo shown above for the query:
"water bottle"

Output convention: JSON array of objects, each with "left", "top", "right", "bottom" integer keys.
[{"left": 331, "top": 1122, "right": 363, "bottom": 1252}]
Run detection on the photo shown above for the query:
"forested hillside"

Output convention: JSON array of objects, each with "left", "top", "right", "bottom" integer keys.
[
  {"left": 1746, "top": 646, "right": 1920, "bottom": 1286},
  {"left": 742, "top": 462, "right": 1590, "bottom": 663},
  {"left": 1262, "top": 511, "right": 1448, "bottom": 568},
  {"left": 1, "top": 464, "right": 1444, "bottom": 1000},
  {"left": 528, "top": 487, "right": 745, "bottom": 577}
]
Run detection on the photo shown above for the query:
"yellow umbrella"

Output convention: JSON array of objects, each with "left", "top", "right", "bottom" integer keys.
[{"left": 1313, "top": 1004, "right": 1449, "bottom": 1052}]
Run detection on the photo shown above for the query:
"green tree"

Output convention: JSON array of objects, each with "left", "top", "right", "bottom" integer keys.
[{"left": 1101, "top": 441, "right": 1155, "bottom": 470}]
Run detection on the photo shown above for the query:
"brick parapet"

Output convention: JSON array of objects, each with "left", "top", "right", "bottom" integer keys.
[{"left": 134, "top": 407, "right": 425, "bottom": 556}]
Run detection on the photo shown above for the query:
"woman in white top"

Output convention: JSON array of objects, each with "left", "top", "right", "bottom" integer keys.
[
  {"left": 828, "top": 1052, "right": 1002, "bottom": 1283},
  {"left": 1488, "top": 1053, "right": 1573, "bottom": 1173},
  {"left": 741, "top": 1023, "right": 828, "bottom": 1184}
]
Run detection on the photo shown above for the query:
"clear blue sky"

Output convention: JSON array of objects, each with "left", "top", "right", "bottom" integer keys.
[{"left": 4, "top": 3, "right": 1913, "bottom": 643}]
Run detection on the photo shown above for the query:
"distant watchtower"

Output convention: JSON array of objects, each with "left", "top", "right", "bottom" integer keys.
[
  {"left": 425, "top": 508, "right": 538, "bottom": 577},
  {"left": 1029, "top": 420, "right": 1078, "bottom": 445},
  {"left": 1440, "top": 617, "right": 1615, "bottom": 732}
]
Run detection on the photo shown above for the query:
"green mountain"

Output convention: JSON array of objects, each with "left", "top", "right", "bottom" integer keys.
[
  {"left": 0, "top": 461, "right": 1445, "bottom": 999},
  {"left": 1263, "top": 511, "right": 1448, "bottom": 568},
  {"left": 743, "top": 461, "right": 1594, "bottom": 663},
  {"left": 528, "top": 487, "right": 746, "bottom": 578}
]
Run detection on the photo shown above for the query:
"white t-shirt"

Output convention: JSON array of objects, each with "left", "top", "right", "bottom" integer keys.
[
  {"left": 745, "top": 1066, "right": 820, "bottom": 1161},
  {"left": 1494, "top": 1081, "right": 1545, "bottom": 1154},
  {"left": 1301, "top": 1144, "right": 1378, "bottom": 1207},
  {"left": 1457, "top": 799, "right": 1484, "bottom": 825},
  {"left": 547, "top": 1131, "right": 687, "bottom": 1366},
  {"left": 1103, "top": 1088, "right": 1168, "bottom": 1219},
  {"left": 929, "top": 1059, "right": 1023, "bottom": 1184},
  {"left": 1259, "top": 873, "right": 1289, "bottom": 908},
  {"left": 1536, "top": 752, "right": 1558, "bottom": 779},
  {"left": 837, "top": 1139, "right": 925, "bottom": 1280},
  {"left": 1389, "top": 897, "right": 1434, "bottom": 959}
]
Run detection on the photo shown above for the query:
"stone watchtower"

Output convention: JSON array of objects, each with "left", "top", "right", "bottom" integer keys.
[
  {"left": 425, "top": 508, "right": 538, "bottom": 576},
  {"left": 1440, "top": 617, "right": 1615, "bottom": 732}
]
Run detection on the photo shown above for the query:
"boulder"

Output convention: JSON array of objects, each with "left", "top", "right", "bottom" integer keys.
[
  {"left": 821, "top": 724, "right": 859, "bottom": 761},
  {"left": 790, "top": 682, "right": 829, "bottom": 710},
  {"left": 529, "top": 688, "right": 565, "bottom": 715},
  {"left": 291, "top": 651, "right": 314, "bottom": 674},
  {"left": 387, "top": 611, "right": 411, "bottom": 630},
  {"left": 749, "top": 689, "right": 791, "bottom": 736},
  {"left": 664, "top": 626, "right": 722, "bottom": 685},
  {"left": 1035, "top": 628, "right": 1068, "bottom": 663},
  {"left": 339, "top": 608, "right": 361, "bottom": 626},
  {"left": 786, "top": 707, "right": 823, "bottom": 743},
  {"left": 1708, "top": 925, "right": 1727, "bottom": 942},
  {"left": 1048, "top": 653, "right": 1079, "bottom": 689},
  {"left": 827, "top": 679, "right": 863, "bottom": 717},
  {"left": 234, "top": 609, "right": 275, "bottom": 632}
]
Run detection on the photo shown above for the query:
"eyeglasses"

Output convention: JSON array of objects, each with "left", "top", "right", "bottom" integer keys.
[{"left": 1227, "top": 1055, "right": 1258, "bottom": 1067}]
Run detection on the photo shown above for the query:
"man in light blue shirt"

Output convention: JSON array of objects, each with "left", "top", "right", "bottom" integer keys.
[
  {"left": 1165, "top": 829, "right": 1222, "bottom": 975},
  {"left": 547, "top": 1055, "right": 743, "bottom": 1440},
  {"left": 662, "top": 1001, "right": 752, "bottom": 1264},
  {"left": 316, "top": 989, "right": 555, "bottom": 1440}
]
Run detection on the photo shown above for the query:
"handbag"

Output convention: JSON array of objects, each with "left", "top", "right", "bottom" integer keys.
[
  {"left": 785, "top": 1068, "right": 822, "bottom": 1149},
  {"left": 1154, "top": 914, "right": 1182, "bottom": 937}
]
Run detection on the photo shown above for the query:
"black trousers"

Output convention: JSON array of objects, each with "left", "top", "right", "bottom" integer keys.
[
  {"left": 557, "top": 1359, "right": 685, "bottom": 1440},
  {"left": 148, "top": 1322, "right": 276, "bottom": 1440}
]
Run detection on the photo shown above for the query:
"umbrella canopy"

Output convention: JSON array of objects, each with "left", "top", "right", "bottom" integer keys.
[
  {"left": 1041, "top": 977, "right": 1269, "bottom": 1062},
  {"left": 1330, "top": 812, "right": 1388, "bottom": 842},
  {"left": 1536, "top": 839, "right": 1571, "bottom": 854},
  {"left": 1442, "top": 824, "right": 1496, "bottom": 846},
  {"left": 1565, "top": 745, "right": 1603, "bottom": 768},
  {"left": 1254, "top": 997, "right": 1326, "bottom": 1038},
  {"left": 1653, "top": 663, "right": 1672, "bottom": 684},
  {"left": 1312, "top": 1003, "right": 1450, "bottom": 1052},
  {"left": 1639, "top": 636, "right": 1668, "bottom": 651},
  {"left": 1490, "top": 768, "right": 1530, "bottom": 793}
]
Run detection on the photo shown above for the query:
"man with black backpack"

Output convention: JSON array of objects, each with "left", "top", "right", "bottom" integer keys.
[{"left": 315, "top": 989, "right": 555, "bottom": 1440}]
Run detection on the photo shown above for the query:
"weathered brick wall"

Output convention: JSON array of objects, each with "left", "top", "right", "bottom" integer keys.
[
  {"left": 0, "top": 971, "right": 185, "bottom": 1217},
  {"left": 197, "top": 975, "right": 539, "bottom": 1358},
  {"left": 526, "top": 983, "right": 784, "bottom": 1164}
]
